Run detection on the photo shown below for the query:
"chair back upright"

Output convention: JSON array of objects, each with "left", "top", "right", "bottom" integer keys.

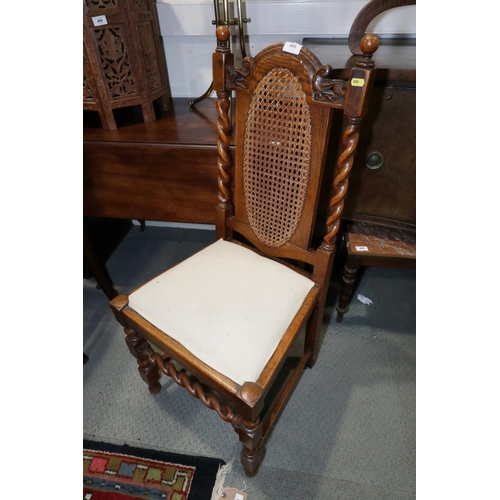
[{"left": 213, "top": 26, "right": 379, "bottom": 279}]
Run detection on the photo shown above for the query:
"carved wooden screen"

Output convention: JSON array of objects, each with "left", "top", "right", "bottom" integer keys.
[
  {"left": 233, "top": 46, "right": 333, "bottom": 253},
  {"left": 83, "top": 0, "right": 170, "bottom": 130}
]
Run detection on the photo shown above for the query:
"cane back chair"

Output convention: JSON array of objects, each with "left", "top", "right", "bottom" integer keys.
[{"left": 110, "top": 26, "right": 379, "bottom": 476}]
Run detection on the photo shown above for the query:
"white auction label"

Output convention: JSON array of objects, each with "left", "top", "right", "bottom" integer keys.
[
  {"left": 283, "top": 41, "right": 302, "bottom": 55},
  {"left": 355, "top": 246, "right": 369, "bottom": 251},
  {"left": 92, "top": 15, "right": 108, "bottom": 26}
]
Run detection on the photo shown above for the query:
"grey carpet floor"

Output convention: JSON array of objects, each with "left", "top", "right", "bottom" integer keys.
[{"left": 83, "top": 225, "right": 416, "bottom": 499}]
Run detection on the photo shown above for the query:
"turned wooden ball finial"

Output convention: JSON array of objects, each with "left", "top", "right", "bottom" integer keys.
[
  {"left": 356, "top": 33, "right": 379, "bottom": 68},
  {"left": 240, "top": 382, "right": 262, "bottom": 404},
  {"left": 216, "top": 25, "right": 231, "bottom": 43},
  {"left": 360, "top": 33, "right": 380, "bottom": 56}
]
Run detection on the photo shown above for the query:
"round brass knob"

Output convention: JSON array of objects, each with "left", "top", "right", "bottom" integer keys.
[{"left": 366, "top": 151, "right": 384, "bottom": 170}]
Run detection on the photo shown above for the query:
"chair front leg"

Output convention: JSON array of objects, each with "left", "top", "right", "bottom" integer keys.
[
  {"left": 124, "top": 327, "right": 162, "bottom": 394},
  {"left": 241, "top": 442, "right": 265, "bottom": 477},
  {"left": 235, "top": 419, "right": 264, "bottom": 477}
]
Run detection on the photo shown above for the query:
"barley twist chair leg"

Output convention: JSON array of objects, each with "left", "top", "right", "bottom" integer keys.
[{"left": 124, "top": 327, "right": 162, "bottom": 394}]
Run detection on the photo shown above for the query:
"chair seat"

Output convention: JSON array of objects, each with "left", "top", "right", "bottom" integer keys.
[{"left": 128, "top": 239, "right": 316, "bottom": 386}]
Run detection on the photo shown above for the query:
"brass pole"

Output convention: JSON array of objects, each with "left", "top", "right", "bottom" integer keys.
[
  {"left": 223, "top": 0, "right": 229, "bottom": 26},
  {"left": 214, "top": 0, "right": 220, "bottom": 28},
  {"left": 189, "top": 0, "right": 249, "bottom": 112},
  {"left": 236, "top": 0, "right": 247, "bottom": 58}
]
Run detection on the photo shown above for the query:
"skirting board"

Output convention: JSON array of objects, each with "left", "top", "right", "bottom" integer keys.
[{"left": 132, "top": 220, "right": 216, "bottom": 231}]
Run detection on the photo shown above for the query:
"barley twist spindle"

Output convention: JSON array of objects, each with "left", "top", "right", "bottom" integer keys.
[
  {"left": 216, "top": 92, "right": 233, "bottom": 207},
  {"left": 321, "top": 116, "right": 361, "bottom": 250},
  {"left": 147, "top": 351, "right": 258, "bottom": 430}
]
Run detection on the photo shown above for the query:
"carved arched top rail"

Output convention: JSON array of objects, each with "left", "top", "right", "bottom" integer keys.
[{"left": 226, "top": 42, "right": 331, "bottom": 99}]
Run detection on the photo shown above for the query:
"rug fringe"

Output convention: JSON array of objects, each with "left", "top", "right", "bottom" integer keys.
[{"left": 210, "top": 460, "right": 233, "bottom": 500}]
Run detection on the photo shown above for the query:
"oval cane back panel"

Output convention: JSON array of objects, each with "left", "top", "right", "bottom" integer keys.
[{"left": 243, "top": 67, "right": 312, "bottom": 248}]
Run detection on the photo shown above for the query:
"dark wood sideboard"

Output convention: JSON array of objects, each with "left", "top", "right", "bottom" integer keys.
[{"left": 84, "top": 97, "right": 224, "bottom": 224}]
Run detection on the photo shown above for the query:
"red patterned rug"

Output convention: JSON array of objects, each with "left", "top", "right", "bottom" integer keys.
[{"left": 83, "top": 440, "right": 225, "bottom": 500}]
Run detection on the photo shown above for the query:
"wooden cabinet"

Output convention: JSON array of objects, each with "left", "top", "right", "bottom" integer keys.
[
  {"left": 83, "top": 99, "right": 223, "bottom": 223},
  {"left": 333, "top": 83, "right": 415, "bottom": 228},
  {"left": 304, "top": 38, "right": 416, "bottom": 230}
]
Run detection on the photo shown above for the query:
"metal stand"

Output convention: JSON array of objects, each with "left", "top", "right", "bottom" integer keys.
[
  {"left": 189, "top": 83, "right": 214, "bottom": 111},
  {"left": 189, "top": 0, "right": 249, "bottom": 111}
]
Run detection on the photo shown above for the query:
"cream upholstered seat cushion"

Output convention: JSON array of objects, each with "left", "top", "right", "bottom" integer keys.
[{"left": 128, "top": 239, "right": 315, "bottom": 386}]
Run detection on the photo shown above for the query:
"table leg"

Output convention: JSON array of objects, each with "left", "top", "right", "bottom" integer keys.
[{"left": 83, "top": 222, "right": 118, "bottom": 300}]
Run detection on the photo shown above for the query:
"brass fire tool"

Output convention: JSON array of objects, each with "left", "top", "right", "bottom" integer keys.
[{"left": 189, "top": 0, "right": 249, "bottom": 111}]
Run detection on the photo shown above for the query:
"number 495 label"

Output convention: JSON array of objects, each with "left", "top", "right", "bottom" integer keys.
[
  {"left": 92, "top": 15, "right": 108, "bottom": 26},
  {"left": 283, "top": 41, "right": 302, "bottom": 55}
]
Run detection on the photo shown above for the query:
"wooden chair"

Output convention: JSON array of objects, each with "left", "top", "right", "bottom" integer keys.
[
  {"left": 335, "top": 222, "right": 416, "bottom": 322},
  {"left": 110, "top": 26, "right": 379, "bottom": 476}
]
